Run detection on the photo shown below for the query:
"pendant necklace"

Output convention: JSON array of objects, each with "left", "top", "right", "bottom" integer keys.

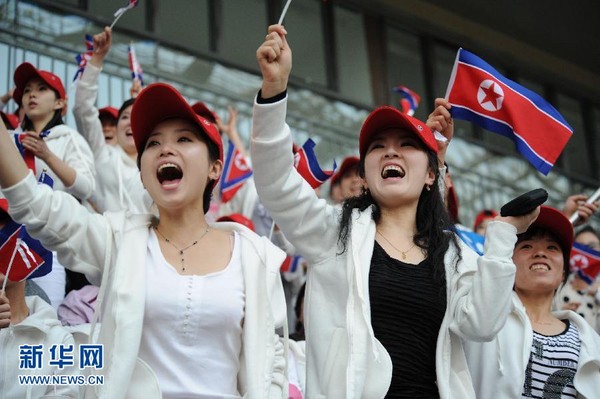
[
  {"left": 154, "top": 226, "right": 210, "bottom": 271},
  {"left": 376, "top": 230, "right": 416, "bottom": 260}
]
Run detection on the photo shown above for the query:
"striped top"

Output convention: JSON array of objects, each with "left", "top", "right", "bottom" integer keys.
[{"left": 521, "top": 320, "right": 581, "bottom": 398}]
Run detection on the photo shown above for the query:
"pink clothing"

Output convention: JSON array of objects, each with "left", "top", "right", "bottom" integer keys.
[{"left": 57, "top": 285, "right": 99, "bottom": 326}]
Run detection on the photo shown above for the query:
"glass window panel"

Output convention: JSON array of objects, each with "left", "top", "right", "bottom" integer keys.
[
  {"left": 217, "top": 0, "right": 268, "bottom": 69},
  {"left": 284, "top": 0, "right": 327, "bottom": 87},
  {"left": 557, "top": 94, "right": 589, "bottom": 177},
  {"left": 386, "top": 26, "right": 426, "bottom": 120},
  {"left": 334, "top": 6, "right": 372, "bottom": 104},
  {"left": 155, "top": 0, "right": 209, "bottom": 52}
]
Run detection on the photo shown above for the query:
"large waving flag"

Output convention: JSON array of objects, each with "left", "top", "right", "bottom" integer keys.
[
  {"left": 294, "top": 138, "right": 336, "bottom": 189},
  {"left": 392, "top": 85, "right": 421, "bottom": 116},
  {"left": 445, "top": 48, "right": 573, "bottom": 175},
  {"left": 128, "top": 42, "right": 144, "bottom": 86},
  {"left": 73, "top": 34, "right": 94, "bottom": 82},
  {"left": 570, "top": 242, "right": 600, "bottom": 284},
  {"left": 220, "top": 140, "right": 253, "bottom": 203}
]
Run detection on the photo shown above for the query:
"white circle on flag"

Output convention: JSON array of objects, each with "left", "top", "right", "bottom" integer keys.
[
  {"left": 570, "top": 254, "right": 589, "bottom": 270},
  {"left": 477, "top": 79, "right": 504, "bottom": 112},
  {"left": 234, "top": 153, "right": 249, "bottom": 171}
]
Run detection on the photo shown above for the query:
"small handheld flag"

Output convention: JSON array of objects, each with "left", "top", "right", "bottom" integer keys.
[
  {"left": 280, "top": 255, "right": 304, "bottom": 273},
  {"left": 294, "top": 138, "right": 336, "bottom": 189},
  {"left": 392, "top": 85, "right": 421, "bottom": 116},
  {"left": 570, "top": 242, "right": 600, "bottom": 284},
  {"left": 453, "top": 224, "right": 485, "bottom": 255},
  {"left": 0, "top": 221, "right": 52, "bottom": 284},
  {"left": 73, "top": 34, "right": 94, "bottom": 82},
  {"left": 445, "top": 48, "right": 573, "bottom": 175},
  {"left": 220, "top": 141, "right": 253, "bottom": 203},
  {"left": 128, "top": 42, "right": 144, "bottom": 86},
  {"left": 110, "top": 0, "right": 140, "bottom": 29}
]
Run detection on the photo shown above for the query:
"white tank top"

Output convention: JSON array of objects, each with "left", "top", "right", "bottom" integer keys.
[{"left": 138, "top": 229, "right": 245, "bottom": 399}]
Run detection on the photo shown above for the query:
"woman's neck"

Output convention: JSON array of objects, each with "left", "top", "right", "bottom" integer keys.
[
  {"left": 377, "top": 206, "right": 418, "bottom": 237},
  {"left": 517, "top": 290, "right": 556, "bottom": 323},
  {"left": 156, "top": 207, "right": 209, "bottom": 240},
  {"left": 30, "top": 115, "right": 53, "bottom": 133}
]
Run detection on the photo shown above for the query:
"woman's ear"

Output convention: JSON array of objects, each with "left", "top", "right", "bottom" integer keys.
[
  {"left": 209, "top": 159, "right": 223, "bottom": 181},
  {"left": 425, "top": 168, "right": 435, "bottom": 186}
]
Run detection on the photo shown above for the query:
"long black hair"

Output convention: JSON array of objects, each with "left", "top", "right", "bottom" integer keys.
[
  {"left": 338, "top": 149, "right": 462, "bottom": 288},
  {"left": 21, "top": 108, "right": 64, "bottom": 133}
]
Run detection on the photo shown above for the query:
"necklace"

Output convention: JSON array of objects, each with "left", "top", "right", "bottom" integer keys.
[
  {"left": 376, "top": 230, "right": 416, "bottom": 260},
  {"left": 154, "top": 226, "right": 210, "bottom": 271}
]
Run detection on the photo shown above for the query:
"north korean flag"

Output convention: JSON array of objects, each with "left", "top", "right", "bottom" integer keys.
[
  {"left": 445, "top": 48, "right": 573, "bottom": 175},
  {"left": 570, "top": 242, "right": 600, "bottom": 284},
  {"left": 220, "top": 140, "right": 253, "bottom": 203},
  {"left": 0, "top": 219, "right": 52, "bottom": 281},
  {"left": 294, "top": 138, "right": 336, "bottom": 189}
]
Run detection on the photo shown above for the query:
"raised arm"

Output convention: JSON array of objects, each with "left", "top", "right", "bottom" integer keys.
[
  {"left": 0, "top": 117, "right": 108, "bottom": 285},
  {"left": 73, "top": 26, "right": 113, "bottom": 158},
  {"left": 251, "top": 25, "right": 337, "bottom": 262},
  {"left": 450, "top": 210, "right": 540, "bottom": 341}
]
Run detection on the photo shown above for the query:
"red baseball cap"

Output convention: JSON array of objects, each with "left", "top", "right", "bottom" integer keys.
[
  {"left": 524, "top": 205, "right": 574, "bottom": 257},
  {"left": 131, "top": 83, "right": 223, "bottom": 163},
  {"left": 191, "top": 101, "right": 219, "bottom": 125},
  {"left": 216, "top": 213, "right": 255, "bottom": 232},
  {"left": 359, "top": 106, "right": 438, "bottom": 159},
  {"left": 0, "top": 111, "right": 19, "bottom": 130},
  {"left": 473, "top": 209, "right": 498, "bottom": 231},
  {"left": 99, "top": 106, "right": 119, "bottom": 120},
  {"left": 13, "top": 62, "right": 66, "bottom": 106},
  {"left": 331, "top": 156, "right": 360, "bottom": 186}
]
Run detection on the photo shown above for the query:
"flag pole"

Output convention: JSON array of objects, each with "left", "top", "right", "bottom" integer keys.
[
  {"left": 278, "top": 0, "right": 293, "bottom": 25},
  {"left": 569, "top": 187, "right": 600, "bottom": 225},
  {"left": 1, "top": 238, "right": 21, "bottom": 293},
  {"left": 109, "top": 13, "right": 125, "bottom": 29}
]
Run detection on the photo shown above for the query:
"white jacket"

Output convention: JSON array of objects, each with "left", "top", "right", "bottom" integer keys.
[
  {"left": 250, "top": 96, "right": 520, "bottom": 399},
  {"left": 11, "top": 124, "right": 96, "bottom": 200},
  {"left": 0, "top": 296, "right": 79, "bottom": 399},
  {"left": 464, "top": 294, "right": 600, "bottom": 398},
  {"left": 3, "top": 173, "right": 289, "bottom": 399},
  {"left": 72, "top": 63, "right": 148, "bottom": 213}
]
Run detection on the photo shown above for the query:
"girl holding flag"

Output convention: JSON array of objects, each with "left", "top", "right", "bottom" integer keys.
[
  {"left": 252, "top": 24, "right": 538, "bottom": 398},
  {"left": 73, "top": 27, "right": 147, "bottom": 214},
  {"left": 0, "top": 83, "right": 288, "bottom": 398},
  {"left": 8, "top": 62, "right": 97, "bottom": 309}
]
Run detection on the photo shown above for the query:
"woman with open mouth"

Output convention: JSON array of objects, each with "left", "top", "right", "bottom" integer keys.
[
  {"left": 0, "top": 82, "right": 288, "bottom": 399},
  {"left": 251, "top": 24, "right": 539, "bottom": 399}
]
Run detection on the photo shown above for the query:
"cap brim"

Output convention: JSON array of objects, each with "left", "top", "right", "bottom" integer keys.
[
  {"left": 359, "top": 106, "right": 438, "bottom": 158},
  {"left": 530, "top": 206, "right": 574, "bottom": 255},
  {"left": 131, "top": 83, "right": 222, "bottom": 162},
  {"left": 99, "top": 107, "right": 119, "bottom": 120}
]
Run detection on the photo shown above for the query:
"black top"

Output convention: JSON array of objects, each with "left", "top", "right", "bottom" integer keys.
[{"left": 369, "top": 241, "right": 447, "bottom": 398}]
